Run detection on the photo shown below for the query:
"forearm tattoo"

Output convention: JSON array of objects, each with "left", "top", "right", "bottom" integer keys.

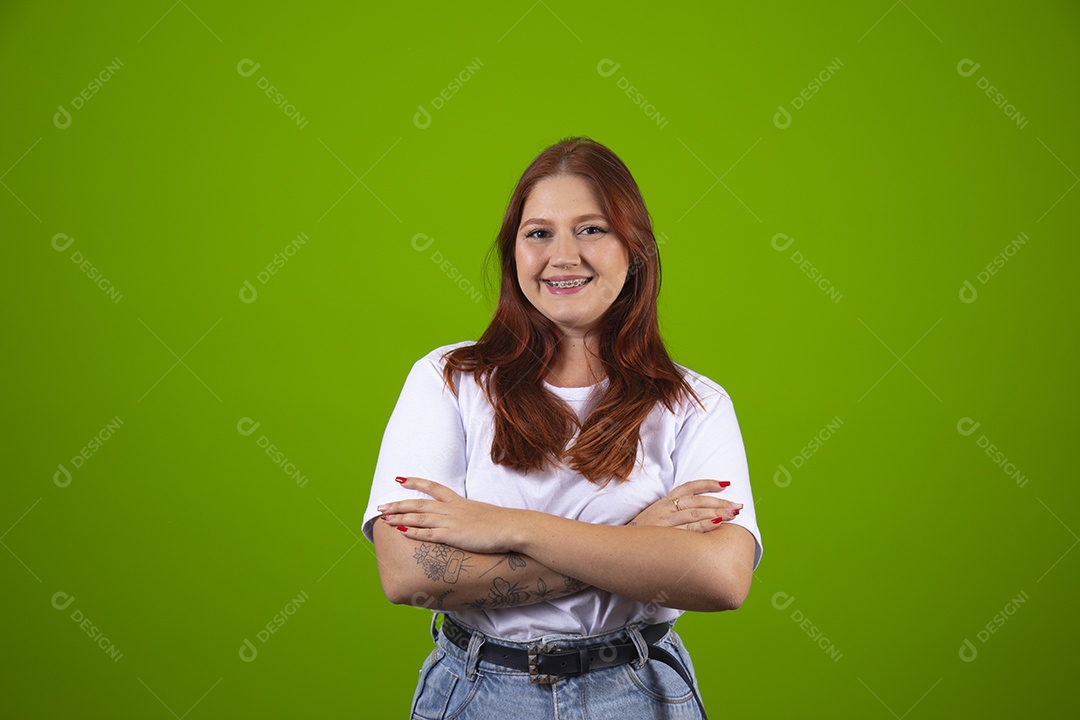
[
  {"left": 412, "top": 545, "right": 586, "bottom": 608},
  {"left": 477, "top": 551, "right": 527, "bottom": 578},
  {"left": 463, "top": 576, "right": 553, "bottom": 610},
  {"left": 413, "top": 543, "right": 471, "bottom": 583},
  {"left": 534, "top": 577, "right": 555, "bottom": 601},
  {"left": 460, "top": 574, "right": 587, "bottom": 610}
]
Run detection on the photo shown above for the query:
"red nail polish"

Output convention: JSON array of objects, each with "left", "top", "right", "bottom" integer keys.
[
  {"left": 396, "top": 525, "right": 408, "bottom": 532},
  {"left": 395, "top": 476, "right": 407, "bottom": 484},
  {"left": 718, "top": 481, "right": 731, "bottom": 488},
  {"left": 712, "top": 518, "right": 723, "bottom": 524}
]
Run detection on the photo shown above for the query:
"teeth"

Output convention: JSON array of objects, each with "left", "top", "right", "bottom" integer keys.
[{"left": 546, "top": 278, "right": 590, "bottom": 288}]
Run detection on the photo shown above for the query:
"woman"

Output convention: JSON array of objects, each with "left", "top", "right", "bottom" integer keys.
[{"left": 363, "top": 137, "right": 762, "bottom": 719}]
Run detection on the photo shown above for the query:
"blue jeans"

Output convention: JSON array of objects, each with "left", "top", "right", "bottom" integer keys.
[{"left": 408, "top": 616, "right": 707, "bottom": 720}]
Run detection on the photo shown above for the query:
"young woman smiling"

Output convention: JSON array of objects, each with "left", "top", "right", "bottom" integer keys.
[{"left": 364, "top": 137, "right": 762, "bottom": 719}]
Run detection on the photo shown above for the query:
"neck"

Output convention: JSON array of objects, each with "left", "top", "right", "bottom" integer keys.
[{"left": 547, "top": 334, "right": 605, "bottom": 388}]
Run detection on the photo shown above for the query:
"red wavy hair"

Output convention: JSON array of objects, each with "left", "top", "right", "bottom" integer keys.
[{"left": 442, "top": 137, "right": 699, "bottom": 485}]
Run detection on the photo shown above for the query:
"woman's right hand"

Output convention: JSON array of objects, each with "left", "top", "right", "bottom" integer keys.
[{"left": 627, "top": 479, "right": 743, "bottom": 532}]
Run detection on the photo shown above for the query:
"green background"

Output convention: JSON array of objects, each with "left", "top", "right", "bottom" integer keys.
[{"left": 3, "top": 1, "right": 1077, "bottom": 717}]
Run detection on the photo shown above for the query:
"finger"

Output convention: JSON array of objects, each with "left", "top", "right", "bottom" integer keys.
[
  {"left": 393, "top": 524, "right": 440, "bottom": 543},
  {"left": 671, "top": 499, "right": 743, "bottom": 517},
  {"left": 679, "top": 517, "right": 730, "bottom": 534},
  {"left": 672, "top": 479, "right": 719, "bottom": 497},
  {"left": 382, "top": 511, "right": 435, "bottom": 528},
  {"left": 676, "top": 502, "right": 744, "bottom": 525},
  {"left": 376, "top": 499, "right": 438, "bottom": 515},
  {"left": 673, "top": 506, "right": 721, "bottom": 524},
  {"left": 674, "top": 479, "right": 733, "bottom": 497},
  {"left": 396, "top": 476, "right": 460, "bottom": 502}
]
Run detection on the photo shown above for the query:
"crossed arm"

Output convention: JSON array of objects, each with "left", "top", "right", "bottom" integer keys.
[{"left": 373, "top": 477, "right": 756, "bottom": 613}]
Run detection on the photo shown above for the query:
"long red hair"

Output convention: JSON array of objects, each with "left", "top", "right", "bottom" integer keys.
[{"left": 443, "top": 137, "right": 699, "bottom": 485}]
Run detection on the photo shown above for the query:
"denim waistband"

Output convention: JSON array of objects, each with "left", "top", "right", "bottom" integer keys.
[
  {"left": 425, "top": 613, "right": 707, "bottom": 718},
  {"left": 430, "top": 612, "right": 675, "bottom": 649}
]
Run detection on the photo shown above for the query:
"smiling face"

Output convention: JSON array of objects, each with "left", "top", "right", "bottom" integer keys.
[{"left": 514, "top": 174, "right": 630, "bottom": 339}]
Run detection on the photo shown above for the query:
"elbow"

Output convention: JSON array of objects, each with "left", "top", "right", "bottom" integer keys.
[
  {"left": 672, "top": 578, "right": 749, "bottom": 612},
  {"left": 380, "top": 576, "right": 408, "bottom": 606},
  {"left": 695, "top": 526, "right": 756, "bottom": 612},
  {"left": 372, "top": 523, "right": 427, "bottom": 607},
  {"left": 379, "top": 565, "right": 437, "bottom": 608},
  {"left": 715, "top": 586, "right": 748, "bottom": 612},
  {"left": 690, "top": 588, "right": 743, "bottom": 613},
  {"left": 703, "top": 586, "right": 748, "bottom": 613},
  {"left": 700, "top": 568, "right": 752, "bottom": 612},
  {"left": 378, "top": 570, "right": 421, "bottom": 607}
]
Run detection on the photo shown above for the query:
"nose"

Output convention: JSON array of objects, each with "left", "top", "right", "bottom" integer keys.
[{"left": 549, "top": 229, "right": 580, "bottom": 268}]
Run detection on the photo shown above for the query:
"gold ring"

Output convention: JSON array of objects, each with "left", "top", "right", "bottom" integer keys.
[{"left": 672, "top": 497, "right": 681, "bottom": 511}]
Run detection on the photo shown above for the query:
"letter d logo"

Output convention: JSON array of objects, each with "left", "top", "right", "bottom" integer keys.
[
  {"left": 959, "top": 638, "right": 978, "bottom": 662},
  {"left": 956, "top": 417, "right": 981, "bottom": 436},
  {"left": 774, "top": 463, "right": 792, "bottom": 488},
  {"left": 52, "top": 591, "right": 75, "bottom": 611},
  {"left": 53, "top": 104, "right": 72, "bottom": 129},
  {"left": 596, "top": 58, "right": 620, "bottom": 77},
  {"left": 411, "top": 233, "right": 434, "bottom": 252},
  {"left": 239, "top": 280, "right": 258, "bottom": 304},
  {"left": 239, "top": 638, "right": 258, "bottom": 662},
  {"left": 413, "top": 104, "right": 432, "bottom": 130},
  {"left": 771, "top": 233, "right": 795, "bottom": 252},
  {"left": 52, "top": 233, "right": 75, "bottom": 252},
  {"left": 54, "top": 463, "right": 72, "bottom": 488},
  {"left": 597, "top": 640, "right": 619, "bottom": 663},
  {"left": 959, "top": 279, "right": 978, "bottom": 304},
  {"left": 956, "top": 59, "right": 981, "bottom": 78},
  {"left": 771, "top": 591, "right": 795, "bottom": 610},
  {"left": 773, "top": 104, "right": 792, "bottom": 129},
  {"left": 237, "top": 417, "right": 261, "bottom": 436},
  {"left": 237, "top": 59, "right": 261, "bottom": 77},
  {"left": 410, "top": 592, "right": 436, "bottom": 609}
]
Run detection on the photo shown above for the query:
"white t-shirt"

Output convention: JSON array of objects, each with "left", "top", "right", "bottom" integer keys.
[{"left": 363, "top": 341, "right": 763, "bottom": 641}]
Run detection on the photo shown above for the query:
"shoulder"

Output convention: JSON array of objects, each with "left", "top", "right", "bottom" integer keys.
[
  {"left": 407, "top": 341, "right": 481, "bottom": 395},
  {"left": 395, "top": 341, "right": 480, "bottom": 405},
  {"left": 413, "top": 340, "right": 478, "bottom": 371},
  {"left": 667, "top": 364, "right": 746, "bottom": 442},
  {"left": 674, "top": 363, "right": 733, "bottom": 411}
]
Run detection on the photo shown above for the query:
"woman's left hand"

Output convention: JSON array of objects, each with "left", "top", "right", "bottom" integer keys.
[
  {"left": 378, "top": 476, "right": 519, "bottom": 554},
  {"left": 628, "top": 479, "right": 742, "bottom": 531}
]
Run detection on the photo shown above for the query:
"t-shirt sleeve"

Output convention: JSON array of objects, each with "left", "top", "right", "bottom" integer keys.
[
  {"left": 671, "top": 385, "right": 764, "bottom": 570},
  {"left": 361, "top": 351, "right": 468, "bottom": 543}
]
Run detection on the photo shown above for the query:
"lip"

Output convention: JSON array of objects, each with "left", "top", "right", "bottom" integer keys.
[{"left": 542, "top": 276, "right": 592, "bottom": 295}]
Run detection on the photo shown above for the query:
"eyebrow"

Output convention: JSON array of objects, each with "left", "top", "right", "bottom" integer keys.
[{"left": 520, "top": 213, "right": 608, "bottom": 227}]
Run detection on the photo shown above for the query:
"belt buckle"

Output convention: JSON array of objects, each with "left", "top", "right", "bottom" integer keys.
[{"left": 527, "top": 642, "right": 559, "bottom": 684}]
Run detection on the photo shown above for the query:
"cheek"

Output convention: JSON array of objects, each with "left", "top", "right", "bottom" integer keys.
[
  {"left": 611, "top": 246, "right": 631, "bottom": 279},
  {"left": 514, "top": 256, "right": 533, "bottom": 292},
  {"left": 515, "top": 249, "right": 540, "bottom": 280}
]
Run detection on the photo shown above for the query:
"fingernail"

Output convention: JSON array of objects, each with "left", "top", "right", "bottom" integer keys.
[
  {"left": 718, "top": 481, "right": 731, "bottom": 488},
  {"left": 712, "top": 517, "right": 723, "bottom": 524},
  {"left": 396, "top": 525, "right": 408, "bottom": 532},
  {"left": 377, "top": 505, "right": 387, "bottom": 512},
  {"left": 395, "top": 476, "right": 407, "bottom": 484}
]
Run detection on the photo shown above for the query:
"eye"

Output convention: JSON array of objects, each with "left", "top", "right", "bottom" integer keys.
[
  {"left": 580, "top": 225, "right": 607, "bottom": 236},
  {"left": 524, "top": 228, "right": 550, "bottom": 240}
]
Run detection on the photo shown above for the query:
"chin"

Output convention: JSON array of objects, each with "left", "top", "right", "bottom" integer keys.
[{"left": 550, "top": 314, "right": 599, "bottom": 333}]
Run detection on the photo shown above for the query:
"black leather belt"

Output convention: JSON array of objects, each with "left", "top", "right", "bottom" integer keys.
[{"left": 438, "top": 615, "right": 708, "bottom": 718}]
